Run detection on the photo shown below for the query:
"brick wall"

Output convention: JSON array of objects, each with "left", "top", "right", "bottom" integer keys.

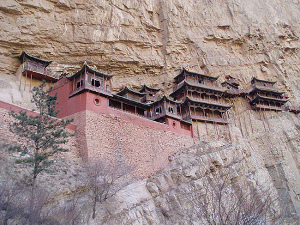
[
  {"left": 0, "top": 101, "right": 77, "bottom": 155},
  {"left": 71, "top": 110, "right": 194, "bottom": 178},
  {"left": 1, "top": 100, "right": 194, "bottom": 178}
]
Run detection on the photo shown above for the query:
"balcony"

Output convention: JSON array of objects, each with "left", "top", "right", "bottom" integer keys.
[
  {"left": 149, "top": 110, "right": 182, "bottom": 121},
  {"left": 183, "top": 115, "right": 228, "bottom": 124},
  {"left": 188, "top": 96, "right": 229, "bottom": 108},
  {"left": 249, "top": 94, "right": 288, "bottom": 103},
  {"left": 69, "top": 82, "right": 112, "bottom": 97},
  {"left": 22, "top": 61, "right": 57, "bottom": 81},
  {"left": 254, "top": 83, "right": 279, "bottom": 92},
  {"left": 141, "top": 95, "right": 157, "bottom": 103},
  {"left": 173, "top": 80, "right": 225, "bottom": 93},
  {"left": 251, "top": 104, "right": 283, "bottom": 111}
]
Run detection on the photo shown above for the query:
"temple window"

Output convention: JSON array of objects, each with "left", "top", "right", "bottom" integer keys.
[
  {"left": 168, "top": 106, "right": 174, "bottom": 114},
  {"left": 155, "top": 106, "right": 162, "bottom": 114},
  {"left": 91, "top": 78, "right": 101, "bottom": 88},
  {"left": 77, "top": 80, "right": 83, "bottom": 88}
]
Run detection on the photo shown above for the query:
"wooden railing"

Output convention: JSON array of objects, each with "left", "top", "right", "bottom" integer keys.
[
  {"left": 69, "top": 83, "right": 112, "bottom": 97},
  {"left": 254, "top": 83, "right": 279, "bottom": 92},
  {"left": 251, "top": 104, "right": 283, "bottom": 111},
  {"left": 173, "top": 80, "right": 225, "bottom": 92},
  {"left": 183, "top": 115, "right": 228, "bottom": 124},
  {"left": 149, "top": 110, "right": 182, "bottom": 121},
  {"left": 188, "top": 96, "right": 228, "bottom": 107},
  {"left": 141, "top": 95, "right": 157, "bottom": 103}
]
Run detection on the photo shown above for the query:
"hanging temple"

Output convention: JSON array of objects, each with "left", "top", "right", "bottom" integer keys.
[{"left": 17, "top": 51, "right": 299, "bottom": 139}]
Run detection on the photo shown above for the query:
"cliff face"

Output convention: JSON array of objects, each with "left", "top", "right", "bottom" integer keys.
[
  {"left": 96, "top": 112, "right": 300, "bottom": 224},
  {"left": 0, "top": 0, "right": 299, "bottom": 99},
  {"left": 0, "top": 0, "right": 300, "bottom": 223}
]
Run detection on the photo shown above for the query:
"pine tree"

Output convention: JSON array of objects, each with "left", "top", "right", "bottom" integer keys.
[{"left": 9, "top": 80, "right": 73, "bottom": 188}]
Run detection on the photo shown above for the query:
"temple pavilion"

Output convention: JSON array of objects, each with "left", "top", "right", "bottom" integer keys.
[
  {"left": 247, "top": 77, "right": 289, "bottom": 111},
  {"left": 149, "top": 96, "right": 182, "bottom": 122},
  {"left": 18, "top": 51, "right": 57, "bottom": 90},
  {"left": 109, "top": 86, "right": 150, "bottom": 116},
  {"left": 67, "top": 63, "right": 113, "bottom": 98},
  {"left": 170, "top": 68, "right": 233, "bottom": 124},
  {"left": 222, "top": 75, "right": 242, "bottom": 97},
  {"left": 139, "top": 85, "right": 160, "bottom": 103}
]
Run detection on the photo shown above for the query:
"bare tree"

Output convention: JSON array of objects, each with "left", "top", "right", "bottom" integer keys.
[
  {"left": 56, "top": 177, "right": 88, "bottom": 225},
  {"left": 0, "top": 177, "right": 25, "bottom": 225},
  {"left": 0, "top": 178, "right": 57, "bottom": 225},
  {"left": 190, "top": 171, "right": 281, "bottom": 225},
  {"left": 84, "top": 160, "right": 132, "bottom": 219}
]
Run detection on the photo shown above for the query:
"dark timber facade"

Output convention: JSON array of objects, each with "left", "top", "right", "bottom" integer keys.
[
  {"left": 247, "top": 77, "right": 289, "bottom": 111},
  {"left": 170, "top": 68, "right": 233, "bottom": 124}
]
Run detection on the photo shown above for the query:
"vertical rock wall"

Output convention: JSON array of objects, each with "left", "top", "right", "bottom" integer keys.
[{"left": 0, "top": 0, "right": 299, "bottom": 101}]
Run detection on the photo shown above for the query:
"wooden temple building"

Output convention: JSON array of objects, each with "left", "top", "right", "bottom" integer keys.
[
  {"left": 139, "top": 85, "right": 161, "bottom": 104},
  {"left": 66, "top": 63, "right": 113, "bottom": 98},
  {"left": 222, "top": 75, "right": 240, "bottom": 90},
  {"left": 222, "top": 75, "right": 242, "bottom": 97},
  {"left": 16, "top": 51, "right": 297, "bottom": 139},
  {"left": 109, "top": 86, "right": 150, "bottom": 116},
  {"left": 170, "top": 68, "right": 233, "bottom": 124},
  {"left": 18, "top": 51, "right": 58, "bottom": 90},
  {"left": 247, "top": 77, "right": 289, "bottom": 111}
]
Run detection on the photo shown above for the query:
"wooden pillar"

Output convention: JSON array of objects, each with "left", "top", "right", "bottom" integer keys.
[
  {"left": 259, "top": 100, "right": 267, "bottom": 132},
  {"left": 238, "top": 113, "right": 244, "bottom": 137},
  {"left": 226, "top": 111, "right": 232, "bottom": 142},
  {"left": 213, "top": 110, "right": 219, "bottom": 137},
  {"left": 179, "top": 104, "right": 181, "bottom": 116},
  {"left": 242, "top": 111, "right": 248, "bottom": 136},
  {"left": 24, "top": 71, "right": 27, "bottom": 91},
  {"left": 263, "top": 106, "right": 271, "bottom": 130},
  {"left": 203, "top": 108, "right": 208, "bottom": 136},
  {"left": 248, "top": 110, "right": 254, "bottom": 134},
  {"left": 109, "top": 78, "right": 112, "bottom": 92},
  {"left": 30, "top": 73, "right": 32, "bottom": 91},
  {"left": 84, "top": 72, "right": 88, "bottom": 87},
  {"left": 135, "top": 106, "right": 137, "bottom": 114},
  {"left": 93, "top": 72, "right": 96, "bottom": 87},
  {"left": 196, "top": 121, "right": 200, "bottom": 140},
  {"left": 19, "top": 72, "right": 22, "bottom": 91}
]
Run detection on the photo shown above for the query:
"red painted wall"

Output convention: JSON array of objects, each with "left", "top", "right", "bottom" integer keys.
[
  {"left": 0, "top": 100, "right": 76, "bottom": 131},
  {"left": 50, "top": 78, "right": 193, "bottom": 137}
]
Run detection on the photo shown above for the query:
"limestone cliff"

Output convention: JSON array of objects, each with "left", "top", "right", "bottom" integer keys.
[
  {"left": 0, "top": 0, "right": 299, "bottom": 101},
  {"left": 97, "top": 112, "right": 300, "bottom": 224},
  {"left": 0, "top": 0, "right": 300, "bottom": 224}
]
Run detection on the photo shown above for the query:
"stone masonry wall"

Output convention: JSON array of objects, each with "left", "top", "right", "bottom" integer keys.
[
  {"left": 0, "top": 101, "right": 77, "bottom": 157},
  {"left": 71, "top": 110, "right": 194, "bottom": 178}
]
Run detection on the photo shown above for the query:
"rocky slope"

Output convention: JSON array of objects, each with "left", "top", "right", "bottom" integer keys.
[
  {"left": 97, "top": 111, "right": 300, "bottom": 224},
  {"left": 1, "top": 112, "right": 299, "bottom": 224}
]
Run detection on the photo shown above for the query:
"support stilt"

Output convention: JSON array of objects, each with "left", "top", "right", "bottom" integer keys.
[
  {"left": 24, "top": 72, "right": 27, "bottom": 91},
  {"left": 30, "top": 74, "right": 32, "bottom": 91},
  {"left": 248, "top": 110, "right": 254, "bottom": 134},
  {"left": 238, "top": 114, "right": 244, "bottom": 137}
]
